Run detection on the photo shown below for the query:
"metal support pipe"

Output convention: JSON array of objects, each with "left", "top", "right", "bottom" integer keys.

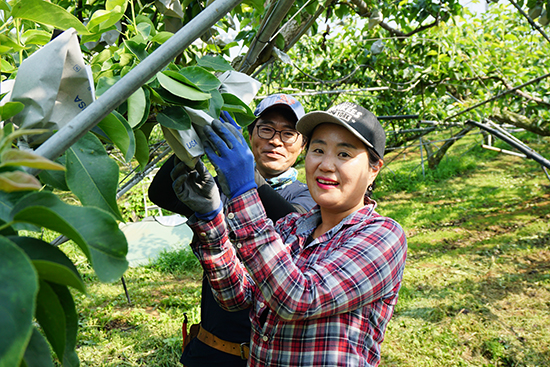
[
  {"left": 238, "top": 0, "right": 295, "bottom": 74},
  {"left": 116, "top": 145, "right": 172, "bottom": 199},
  {"left": 481, "top": 144, "right": 527, "bottom": 158},
  {"left": 419, "top": 137, "right": 425, "bottom": 178},
  {"left": 466, "top": 119, "right": 550, "bottom": 169},
  {"left": 34, "top": 0, "right": 243, "bottom": 163},
  {"left": 250, "top": 0, "right": 336, "bottom": 78}
]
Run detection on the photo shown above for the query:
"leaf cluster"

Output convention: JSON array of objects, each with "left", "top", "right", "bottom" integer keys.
[{"left": 0, "top": 122, "right": 128, "bottom": 366}]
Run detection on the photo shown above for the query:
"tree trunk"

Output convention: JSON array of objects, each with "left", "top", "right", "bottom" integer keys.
[{"left": 427, "top": 125, "right": 475, "bottom": 169}]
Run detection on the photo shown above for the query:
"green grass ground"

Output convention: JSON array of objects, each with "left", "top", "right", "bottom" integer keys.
[{"left": 61, "top": 130, "right": 550, "bottom": 366}]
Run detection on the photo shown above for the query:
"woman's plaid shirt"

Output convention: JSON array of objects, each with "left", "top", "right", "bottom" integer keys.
[{"left": 189, "top": 190, "right": 407, "bottom": 367}]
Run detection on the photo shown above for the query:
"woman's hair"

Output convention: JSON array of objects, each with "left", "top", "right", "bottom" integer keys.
[{"left": 365, "top": 146, "right": 382, "bottom": 199}]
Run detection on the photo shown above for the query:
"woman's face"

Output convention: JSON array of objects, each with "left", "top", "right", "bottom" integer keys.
[{"left": 305, "top": 123, "right": 380, "bottom": 217}]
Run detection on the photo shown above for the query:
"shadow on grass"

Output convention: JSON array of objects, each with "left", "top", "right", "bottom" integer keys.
[{"left": 394, "top": 237, "right": 550, "bottom": 365}]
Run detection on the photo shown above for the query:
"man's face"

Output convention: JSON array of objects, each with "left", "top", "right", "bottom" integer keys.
[{"left": 249, "top": 109, "right": 305, "bottom": 179}]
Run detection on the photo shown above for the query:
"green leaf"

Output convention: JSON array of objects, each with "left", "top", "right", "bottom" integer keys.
[
  {"left": 0, "top": 0, "right": 11, "bottom": 12},
  {"left": 0, "top": 218, "right": 17, "bottom": 236},
  {"left": 0, "top": 58, "right": 16, "bottom": 73},
  {"left": 504, "top": 33, "right": 519, "bottom": 42},
  {"left": 87, "top": 9, "right": 124, "bottom": 34},
  {"left": 10, "top": 191, "right": 128, "bottom": 283},
  {"left": 196, "top": 55, "right": 234, "bottom": 72},
  {"left": 106, "top": 0, "right": 128, "bottom": 12},
  {"left": 10, "top": 236, "right": 86, "bottom": 293},
  {"left": 66, "top": 133, "right": 123, "bottom": 221},
  {"left": 222, "top": 41, "right": 239, "bottom": 51},
  {"left": 157, "top": 72, "right": 211, "bottom": 101},
  {"left": 38, "top": 170, "right": 69, "bottom": 191},
  {"left": 0, "top": 237, "right": 38, "bottom": 367},
  {"left": 21, "top": 30, "right": 51, "bottom": 46},
  {"left": 0, "top": 191, "right": 35, "bottom": 229},
  {"left": 0, "top": 150, "right": 65, "bottom": 170},
  {"left": 95, "top": 76, "right": 119, "bottom": 97},
  {"left": 11, "top": 0, "right": 89, "bottom": 34},
  {"left": 97, "top": 111, "right": 136, "bottom": 163},
  {"left": 2, "top": 123, "right": 14, "bottom": 138},
  {"left": 221, "top": 93, "right": 256, "bottom": 127},
  {"left": 157, "top": 106, "right": 191, "bottom": 130},
  {"left": 0, "top": 102, "right": 25, "bottom": 121},
  {"left": 135, "top": 13, "right": 156, "bottom": 31},
  {"left": 50, "top": 283, "right": 79, "bottom": 367},
  {"left": 0, "top": 129, "right": 49, "bottom": 153},
  {"left": 134, "top": 129, "right": 149, "bottom": 171},
  {"left": 38, "top": 156, "right": 69, "bottom": 192},
  {"left": 154, "top": 88, "right": 209, "bottom": 109},
  {"left": 136, "top": 86, "right": 151, "bottom": 130},
  {"left": 34, "top": 280, "right": 66, "bottom": 363},
  {"left": 151, "top": 31, "right": 173, "bottom": 44},
  {"left": 145, "top": 84, "right": 166, "bottom": 105},
  {"left": 0, "top": 35, "right": 26, "bottom": 52},
  {"left": 305, "top": 1, "right": 318, "bottom": 15},
  {"left": 127, "top": 87, "right": 146, "bottom": 128},
  {"left": 208, "top": 89, "right": 224, "bottom": 120},
  {"left": 22, "top": 327, "right": 54, "bottom": 367},
  {"left": 178, "top": 66, "right": 221, "bottom": 91},
  {"left": 136, "top": 22, "right": 152, "bottom": 39},
  {"left": 243, "top": 0, "right": 264, "bottom": 12},
  {"left": 163, "top": 70, "right": 198, "bottom": 88},
  {"left": 124, "top": 39, "right": 148, "bottom": 61}
]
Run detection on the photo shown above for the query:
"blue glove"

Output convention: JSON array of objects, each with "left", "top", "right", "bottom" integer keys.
[
  {"left": 220, "top": 110, "right": 241, "bottom": 131},
  {"left": 203, "top": 119, "right": 257, "bottom": 199},
  {"left": 170, "top": 158, "right": 222, "bottom": 221}
]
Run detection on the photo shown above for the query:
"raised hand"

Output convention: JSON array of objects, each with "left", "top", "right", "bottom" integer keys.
[
  {"left": 171, "top": 158, "right": 221, "bottom": 221},
  {"left": 203, "top": 119, "right": 257, "bottom": 199}
]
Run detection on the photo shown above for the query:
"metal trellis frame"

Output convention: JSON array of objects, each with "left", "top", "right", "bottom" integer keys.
[
  {"left": 32, "top": 0, "right": 244, "bottom": 169},
  {"left": 466, "top": 119, "right": 550, "bottom": 173}
]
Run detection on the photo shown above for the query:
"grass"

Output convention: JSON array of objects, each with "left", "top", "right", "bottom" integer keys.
[
  {"left": 60, "top": 130, "right": 549, "bottom": 366},
  {"left": 376, "top": 132, "right": 550, "bottom": 366}
]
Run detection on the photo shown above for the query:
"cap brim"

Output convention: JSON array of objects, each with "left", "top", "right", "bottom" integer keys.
[{"left": 296, "top": 111, "right": 375, "bottom": 150}]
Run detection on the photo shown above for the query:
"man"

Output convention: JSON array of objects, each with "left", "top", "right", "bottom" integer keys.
[
  {"left": 148, "top": 94, "right": 315, "bottom": 367},
  {"left": 245, "top": 94, "right": 313, "bottom": 213}
]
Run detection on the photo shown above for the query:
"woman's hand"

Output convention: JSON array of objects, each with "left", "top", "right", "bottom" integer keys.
[{"left": 203, "top": 119, "right": 257, "bottom": 199}]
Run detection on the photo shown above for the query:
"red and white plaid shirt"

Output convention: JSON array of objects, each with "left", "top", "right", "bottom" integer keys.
[{"left": 189, "top": 189, "right": 407, "bottom": 367}]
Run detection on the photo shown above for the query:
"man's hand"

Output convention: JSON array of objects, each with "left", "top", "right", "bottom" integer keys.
[
  {"left": 220, "top": 110, "right": 241, "bottom": 131},
  {"left": 171, "top": 158, "right": 222, "bottom": 221},
  {"left": 203, "top": 119, "right": 257, "bottom": 199}
]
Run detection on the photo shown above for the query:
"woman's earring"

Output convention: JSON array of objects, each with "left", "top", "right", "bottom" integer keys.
[{"left": 367, "top": 184, "right": 373, "bottom": 192}]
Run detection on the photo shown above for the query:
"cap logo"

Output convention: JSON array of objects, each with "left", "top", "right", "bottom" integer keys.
[
  {"left": 272, "top": 94, "right": 297, "bottom": 106},
  {"left": 328, "top": 103, "right": 363, "bottom": 124}
]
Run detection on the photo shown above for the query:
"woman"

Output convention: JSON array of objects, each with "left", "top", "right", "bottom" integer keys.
[{"left": 175, "top": 102, "right": 407, "bottom": 367}]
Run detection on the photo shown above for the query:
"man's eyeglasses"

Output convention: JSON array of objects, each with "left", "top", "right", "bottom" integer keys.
[{"left": 256, "top": 125, "right": 300, "bottom": 144}]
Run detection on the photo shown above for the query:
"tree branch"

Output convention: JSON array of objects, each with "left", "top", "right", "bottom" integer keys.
[
  {"left": 423, "top": 74, "right": 550, "bottom": 107},
  {"left": 347, "top": 0, "right": 439, "bottom": 38},
  {"left": 497, "top": 76, "right": 550, "bottom": 106},
  {"left": 490, "top": 109, "right": 550, "bottom": 136}
]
